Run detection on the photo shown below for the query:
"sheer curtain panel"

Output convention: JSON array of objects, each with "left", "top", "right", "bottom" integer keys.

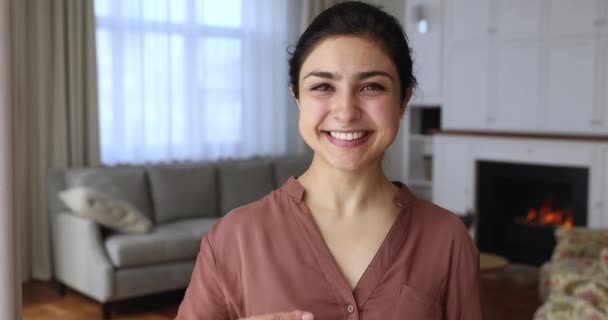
[{"left": 95, "top": 0, "right": 292, "bottom": 164}]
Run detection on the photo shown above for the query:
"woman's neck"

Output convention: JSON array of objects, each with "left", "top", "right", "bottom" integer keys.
[{"left": 297, "top": 154, "right": 398, "bottom": 218}]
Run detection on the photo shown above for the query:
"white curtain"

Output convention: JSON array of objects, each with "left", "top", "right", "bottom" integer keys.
[{"left": 95, "top": 0, "right": 293, "bottom": 164}]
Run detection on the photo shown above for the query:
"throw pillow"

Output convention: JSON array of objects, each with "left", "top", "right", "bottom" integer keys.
[
  {"left": 552, "top": 227, "right": 607, "bottom": 261},
  {"left": 59, "top": 186, "right": 152, "bottom": 234},
  {"left": 533, "top": 293, "right": 608, "bottom": 320}
]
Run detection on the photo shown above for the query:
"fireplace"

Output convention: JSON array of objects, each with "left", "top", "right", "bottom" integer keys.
[{"left": 475, "top": 161, "right": 588, "bottom": 266}]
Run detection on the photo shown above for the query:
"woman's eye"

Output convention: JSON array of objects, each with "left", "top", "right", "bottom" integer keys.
[
  {"left": 311, "top": 84, "right": 333, "bottom": 92},
  {"left": 362, "top": 83, "right": 385, "bottom": 91}
]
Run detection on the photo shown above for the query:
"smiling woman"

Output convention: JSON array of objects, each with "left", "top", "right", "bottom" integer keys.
[{"left": 176, "top": 2, "right": 482, "bottom": 320}]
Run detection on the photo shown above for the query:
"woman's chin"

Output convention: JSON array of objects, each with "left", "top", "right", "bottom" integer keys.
[{"left": 324, "top": 156, "right": 379, "bottom": 172}]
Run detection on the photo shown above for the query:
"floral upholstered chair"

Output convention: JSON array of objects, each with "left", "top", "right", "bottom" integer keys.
[{"left": 534, "top": 227, "right": 608, "bottom": 320}]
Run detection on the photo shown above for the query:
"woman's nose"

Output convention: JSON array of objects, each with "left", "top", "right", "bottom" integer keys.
[{"left": 332, "top": 92, "right": 361, "bottom": 123}]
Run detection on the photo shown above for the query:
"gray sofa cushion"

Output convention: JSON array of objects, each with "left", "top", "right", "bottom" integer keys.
[
  {"left": 218, "top": 159, "right": 275, "bottom": 215},
  {"left": 104, "top": 218, "right": 218, "bottom": 268},
  {"left": 147, "top": 163, "right": 218, "bottom": 223},
  {"left": 65, "top": 167, "right": 153, "bottom": 220},
  {"left": 272, "top": 154, "right": 312, "bottom": 186},
  {"left": 114, "top": 261, "right": 195, "bottom": 301}
]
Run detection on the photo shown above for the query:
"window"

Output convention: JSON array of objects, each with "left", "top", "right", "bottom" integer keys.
[{"left": 95, "top": 0, "right": 292, "bottom": 164}]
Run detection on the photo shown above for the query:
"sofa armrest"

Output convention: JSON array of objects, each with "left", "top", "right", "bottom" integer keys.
[{"left": 51, "top": 212, "right": 114, "bottom": 302}]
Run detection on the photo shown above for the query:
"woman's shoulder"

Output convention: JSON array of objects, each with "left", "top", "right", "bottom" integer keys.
[
  {"left": 204, "top": 188, "right": 296, "bottom": 245},
  {"left": 413, "top": 198, "right": 462, "bottom": 223},
  {"left": 409, "top": 198, "right": 473, "bottom": 243}
]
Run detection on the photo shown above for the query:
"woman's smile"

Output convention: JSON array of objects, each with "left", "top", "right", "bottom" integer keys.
[{"left": 323, "top": 130, "right": 373, "bottom": 147}]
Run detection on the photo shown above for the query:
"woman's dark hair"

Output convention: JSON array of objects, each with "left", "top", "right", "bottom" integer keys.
[{"left": 288, "top": 1, "right": 417, "bottom": 102}]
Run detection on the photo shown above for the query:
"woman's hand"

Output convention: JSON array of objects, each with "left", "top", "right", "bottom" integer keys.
[{"left": 240, "top": 310, "right": 314, "bottom": 320}]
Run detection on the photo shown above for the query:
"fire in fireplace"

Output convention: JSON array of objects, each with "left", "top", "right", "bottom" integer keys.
[
  {"left": 522, "top": 196, "right": 573, "bottom": 228},
  {"left": 476, "top": 161, "right": 588, "bottom": 266}
]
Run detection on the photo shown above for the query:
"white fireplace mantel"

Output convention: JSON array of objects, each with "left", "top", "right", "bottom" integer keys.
[{"left": 432, "top": 133, "right": 608, "bottom": 228}]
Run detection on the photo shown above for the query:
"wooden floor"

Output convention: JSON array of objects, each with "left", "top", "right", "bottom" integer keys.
[
  {"left": 23, "top": 264, "right": 542, "bottom": 319},
  {"left": 481, "top": 264, "right": 542, "bottom": 320},
  {"left": 22, "top": 282, "right": 181, "bottom": 320}
]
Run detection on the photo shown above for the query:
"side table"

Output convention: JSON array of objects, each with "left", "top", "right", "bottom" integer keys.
[{"left": 480, "top": 252, "right": 508, "bottom": 272}]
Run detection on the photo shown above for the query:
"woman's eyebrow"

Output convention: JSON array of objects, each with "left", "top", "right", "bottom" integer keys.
[
  {"left": 302, "top": 70, "right": 393, "bottom": 81},
  {"left": 303, "top": 71, "right": 340, "bottom": 80},
  {"left": 356, "top": 70, "right": 393, "bottom": 81}
]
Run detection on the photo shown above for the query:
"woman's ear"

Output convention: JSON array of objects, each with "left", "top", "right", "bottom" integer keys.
[
  {"left": 400, "top": 87, "right": 413, "bottom": 117},
  {"left": 289, "top": 84, "right": 301, "bottom": 109}
]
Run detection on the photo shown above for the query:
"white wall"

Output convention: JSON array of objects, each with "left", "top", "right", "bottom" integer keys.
[{"left": 0, "top": 0, "right": 22, "bottom": 318}]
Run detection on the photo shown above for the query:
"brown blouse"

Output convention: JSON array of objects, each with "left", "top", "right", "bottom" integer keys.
[{"left": 176, "top": 177, "right": 482, "bottom": 320}]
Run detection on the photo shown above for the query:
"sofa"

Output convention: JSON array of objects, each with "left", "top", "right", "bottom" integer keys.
[
  {"left": 48, "top": 154, "right": 312, "bottom": 318},
  {"left": 534, "top": 227, "right": 608, "bottom": 319}
]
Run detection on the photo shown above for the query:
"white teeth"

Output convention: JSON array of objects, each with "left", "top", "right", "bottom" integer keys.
[{"left": 329, "top": 131, "right": 367, "bottom": 141}]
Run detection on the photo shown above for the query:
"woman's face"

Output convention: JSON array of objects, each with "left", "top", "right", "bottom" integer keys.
[{"left": 295, "top": 36, "right": 410, "bottom": 172}]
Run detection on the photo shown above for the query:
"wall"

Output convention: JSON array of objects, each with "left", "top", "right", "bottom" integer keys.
[{"left": 433, "top": 134, "right": 607, "bottom": 228}]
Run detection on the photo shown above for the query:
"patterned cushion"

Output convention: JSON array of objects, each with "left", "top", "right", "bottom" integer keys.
[
  {"left": 542, "top": 259, "right": 596, "bottom": 295},
  {"left": 552, "top": 227, "right": 608, "bottom": 261},
  {"left": 534, "top": 294, "right": 608, "bottom": 320},
  {"left": 539, "top": 262, "right": 553, "bottom": 301},
  {"left": 541, "top": 257, "right": 608, "bottom": 297},
  {"left": 566, "top": 279, "right": 608, "bottom": 306},
  {"left": 601, "top": 248, "right": 608, "bottom": 275},
  {"left": 536, "top": 228, "right": 608, "bottom": 318}
]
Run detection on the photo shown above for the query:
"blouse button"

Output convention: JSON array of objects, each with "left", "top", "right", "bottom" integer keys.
[{"left": 347, "top": 304, "right": 355, "bottom": 313}]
